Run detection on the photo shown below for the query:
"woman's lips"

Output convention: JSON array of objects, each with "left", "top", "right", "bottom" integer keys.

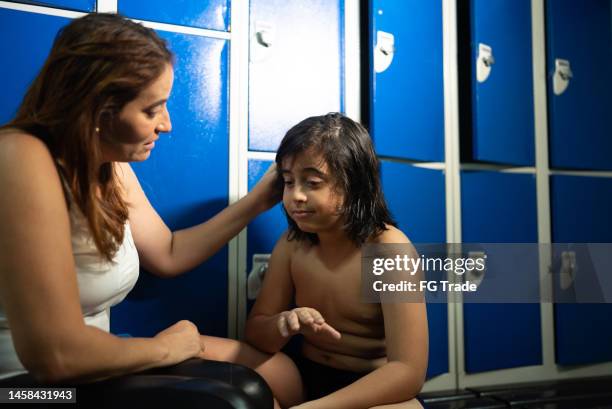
[{"left": 144, "top": 140, "right": 156, "bottom": 150}]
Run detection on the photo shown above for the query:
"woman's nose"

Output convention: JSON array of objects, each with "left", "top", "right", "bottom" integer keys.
[{"left": 158, "top": 108, "right": 172, "bottom": 133}]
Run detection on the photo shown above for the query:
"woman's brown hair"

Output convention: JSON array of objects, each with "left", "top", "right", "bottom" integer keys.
[{"left": 1, "top": 13, "right": 173, "bottom": 261}]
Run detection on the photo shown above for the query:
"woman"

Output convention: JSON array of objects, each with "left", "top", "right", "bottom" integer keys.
[{"left": 0, "top": 12, "right": 301, "bottom": 408}]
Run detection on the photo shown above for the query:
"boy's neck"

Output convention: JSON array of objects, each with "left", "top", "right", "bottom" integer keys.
[{"left": 317, "top": 229, "right": 354, "bottom": 251}]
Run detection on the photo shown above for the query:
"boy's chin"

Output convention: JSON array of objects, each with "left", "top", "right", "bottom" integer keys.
[{"left": 294, "top": 222, "right": 318, "bottom": 234}]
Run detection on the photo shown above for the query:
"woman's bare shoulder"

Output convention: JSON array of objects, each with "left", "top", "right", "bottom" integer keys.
[
  {"left": 0, "top": 129, "right": 56, "bottom": 174},
  {"left": 0, "top": 128, "right": 52, "bottom": 155}
]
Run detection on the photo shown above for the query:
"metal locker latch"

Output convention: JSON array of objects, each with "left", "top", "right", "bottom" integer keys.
[
  {"left": 247, "top": 254, "right": 270, "bottom": 300},
  {"left": 464, "top": 251, "right": 487, "bottom": 289},
  {"left": 476, "top": 43, "right": 495, "bottom": 83},
  {"left": 559, "top": 250, "right": 576, "bottom": 290},
  {"left": 553, "top": 58, "right": 573, "bottom": 96},
  {"left": 374, "top": 31, "right": 395, "bottom": 73},
  {"left": 251, "top": 21, "right": 275, "bottom": 63}
]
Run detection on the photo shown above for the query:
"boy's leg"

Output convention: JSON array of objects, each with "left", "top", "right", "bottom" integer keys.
[{"left": 200, "top": 335, "right": 304, "bottom": 408}]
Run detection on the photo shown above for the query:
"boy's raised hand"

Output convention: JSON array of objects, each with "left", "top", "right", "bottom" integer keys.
[{"left": 277, "top": 307, "right": 341, "bottom": 341}]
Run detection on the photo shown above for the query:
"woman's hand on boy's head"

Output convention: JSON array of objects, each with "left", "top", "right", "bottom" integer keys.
[
  {"left": 250, "top": 163, "right": 282, "bottom": 212},
  {"left": 277, "top": 307, "right": 341, "bottom": 341}
]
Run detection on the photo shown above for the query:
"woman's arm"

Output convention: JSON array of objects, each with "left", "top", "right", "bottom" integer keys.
[
  {"left": 0, "top": 134, "right": 204, "bottom": 383},
  {"left": 117, "top": 162, "right": 279, "bottom": 278}
]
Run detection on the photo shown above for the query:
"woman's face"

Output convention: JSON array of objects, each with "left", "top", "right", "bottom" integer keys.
[{"left": 101, "top": 63, "right": 174, "bottom": 163}]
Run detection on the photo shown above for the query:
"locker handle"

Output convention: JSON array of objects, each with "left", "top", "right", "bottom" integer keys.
[
  {"left": 482, "top": 54, "right": 495, "bottom": 67},
  {"left": 553, "top": 59, "right": 572, "bottom": 95},
  {"left": 559, "top": 250, "right": 576, "bottom": 290},
  {"left": 256, "top": 30, "right": 273, "bottom": 48},
  {"left": 476, "top": 43, "right": 494, "bottom": 83},
  {"left": 374, "top": 31, "right": 395, "bottom": 73}
]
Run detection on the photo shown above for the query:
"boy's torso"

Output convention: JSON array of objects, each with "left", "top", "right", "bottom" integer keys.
[{"left": 291, "top": 242, "right": 388, "bottom": 373}]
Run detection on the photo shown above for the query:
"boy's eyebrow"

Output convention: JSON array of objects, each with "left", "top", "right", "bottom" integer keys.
[
  {"left": 302, "top": 167, "right": 327, "bottom": 177},
  {"left": 280, "top": 167, "right": 327, "bottom": 177}
]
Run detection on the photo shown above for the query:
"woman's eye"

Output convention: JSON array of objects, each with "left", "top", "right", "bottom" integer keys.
[
  {"left": 283, "top": 180, "right": 294, "bottom": 186},
  {"left": 145, "top": 110, "right": 158, "bottom": 118}
]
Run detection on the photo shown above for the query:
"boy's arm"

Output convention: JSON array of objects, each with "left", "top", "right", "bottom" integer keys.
[
  {"left": 300, "top": 231, "right": 428, "bottom": 409},
  {"left": 244, "top": 233, "right": 296, "bottom": 353}
]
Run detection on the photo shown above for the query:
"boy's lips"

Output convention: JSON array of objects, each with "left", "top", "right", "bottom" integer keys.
[{"left": 291, "top": 209, "right": 314, "bottom": 219}]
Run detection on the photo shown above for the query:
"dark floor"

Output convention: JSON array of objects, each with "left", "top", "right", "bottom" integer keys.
[{"left": 418, "top": 376, "right": 612, "bottom": 409}]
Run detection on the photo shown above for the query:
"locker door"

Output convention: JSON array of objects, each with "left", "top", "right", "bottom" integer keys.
[
  {"left": 249, "top": 0, "right": 343, "bottom": 152},
  {"left": 371, "top": 0, "right": 444, "bottom": 162},
  {"left": 547, "top": 0, "right": 612, "bottom": 170},
  {"left": 551, "top": 175, "right": 612, "bottom": 365},
  {"left": 0, "top": 9, "right": 69, "bottom": 124},
  {"left": 468, "top": 0, "right": 535, "bottom": 166},
  {"left": 246, "top": 159, "right": 287, "bottom": 296},
  {"left": 461, "top": 171, "right": 541, "bottom": 372},
  {"left": 118, "top": 0, "right": 229, "bottom": 31},
  {"left": 381, "top": 161, "right": 448, "bottom": 378},
  {"left": 111, "top": 32, "right": 230, "bottom": 337},
  {"left": 8, "top": 1, "right": 94, "bottom": 12}
]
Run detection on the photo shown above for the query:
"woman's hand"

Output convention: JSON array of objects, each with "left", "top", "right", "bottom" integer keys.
[
  {"left": 249, "top": 163, "right": 282, "bottom": 212},
  {"left": 277, "top": 307, "right": 341, "bottom": 341},
  {"left": 154, "top": 320, "right": 206, "bottom": 366}
]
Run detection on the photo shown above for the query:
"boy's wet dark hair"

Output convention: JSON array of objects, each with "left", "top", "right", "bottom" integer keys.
[{"left": 276, "top": 112, "right": 396, "bottom": 246}]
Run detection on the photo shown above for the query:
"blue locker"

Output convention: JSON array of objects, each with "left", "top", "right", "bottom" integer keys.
[
  {"left": 461, "top": 171, "right": 542, "bottom": 372},
  {"left": 118, "top": 0, "right": 229, "bottom": 32},
  {"left": 380, "top": 161, "right": 448, "bottom": 379},
  {"left": 248, "top": 0, "right": 343, "bottom": 152},
  {"left": 6, "top": 1, "right": 94, "bottom": 12},
  {"left": 0, "top": 9, "right": 69, "bottom": 124},
  {"left": 111, "top": 32, "right": 230, "bottom": 337},
  {"left": 371, "top": 0, "right": 444, "bottom": 162},
  {"left": 246, "top": 159, "right": 287, "bottom": 282},
  {"left": 551, "top": 175, "right": 612, "bottom": 365},
  {"left": 468, "top": 0, "right": 535, "bottom": 166},
  {"left": 546, "top": 0, "right": 612, "bottom": 170}
]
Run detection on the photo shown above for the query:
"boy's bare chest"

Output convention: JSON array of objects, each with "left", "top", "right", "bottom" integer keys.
[{"left": 291, "top": 247, "right": 383, "bottom": 331}]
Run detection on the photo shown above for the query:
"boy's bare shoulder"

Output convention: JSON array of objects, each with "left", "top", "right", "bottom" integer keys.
[
  {"left": 274, "top": 230, "right": 300, "bottom": 256},
  {"left": 370, "top": 224, "right": 411, "bottom": 244}
]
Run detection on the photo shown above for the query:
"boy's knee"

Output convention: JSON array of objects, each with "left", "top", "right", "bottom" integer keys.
[{"left": 227, "top": 363, "right": 274, "bottom": 408}]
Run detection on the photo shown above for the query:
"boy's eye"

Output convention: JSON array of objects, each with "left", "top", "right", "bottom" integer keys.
[{"left": 145, "top": 110, "right": 158, "bottom": 118}]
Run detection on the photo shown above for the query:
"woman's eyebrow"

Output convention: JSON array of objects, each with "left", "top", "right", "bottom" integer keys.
[{"left": 144, "top": 99, "right": 167, "bottom": 110}]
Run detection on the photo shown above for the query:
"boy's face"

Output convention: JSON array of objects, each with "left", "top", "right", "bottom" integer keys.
[{"left": 280, "top": 149, "right": 345, "bottom": 235}]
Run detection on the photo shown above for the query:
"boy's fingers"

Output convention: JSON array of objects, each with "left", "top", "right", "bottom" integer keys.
[
  {"left": 297, "top": 309, "right": 314, "bottom": 324},
  {"left": 310, "top": 309, "right": 325, "bottom": 324},
  {"left": 277, "top": 315, "right": 289, "bottom": 337},
  {"left": 321, "top": 323, "right": 342, "bottom": 340},
  {"left": 287, "top": 311, "right": 300, "bottom": 331}
]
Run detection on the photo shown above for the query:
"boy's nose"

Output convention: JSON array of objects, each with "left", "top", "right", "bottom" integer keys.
[{"left": 291, "top": 186, "right": 307, "bottom": 202}]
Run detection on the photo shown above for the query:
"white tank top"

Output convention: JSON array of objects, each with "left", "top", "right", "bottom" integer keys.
[{"left": 0, "top": 200, "right": 140, "bottom": 379}]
